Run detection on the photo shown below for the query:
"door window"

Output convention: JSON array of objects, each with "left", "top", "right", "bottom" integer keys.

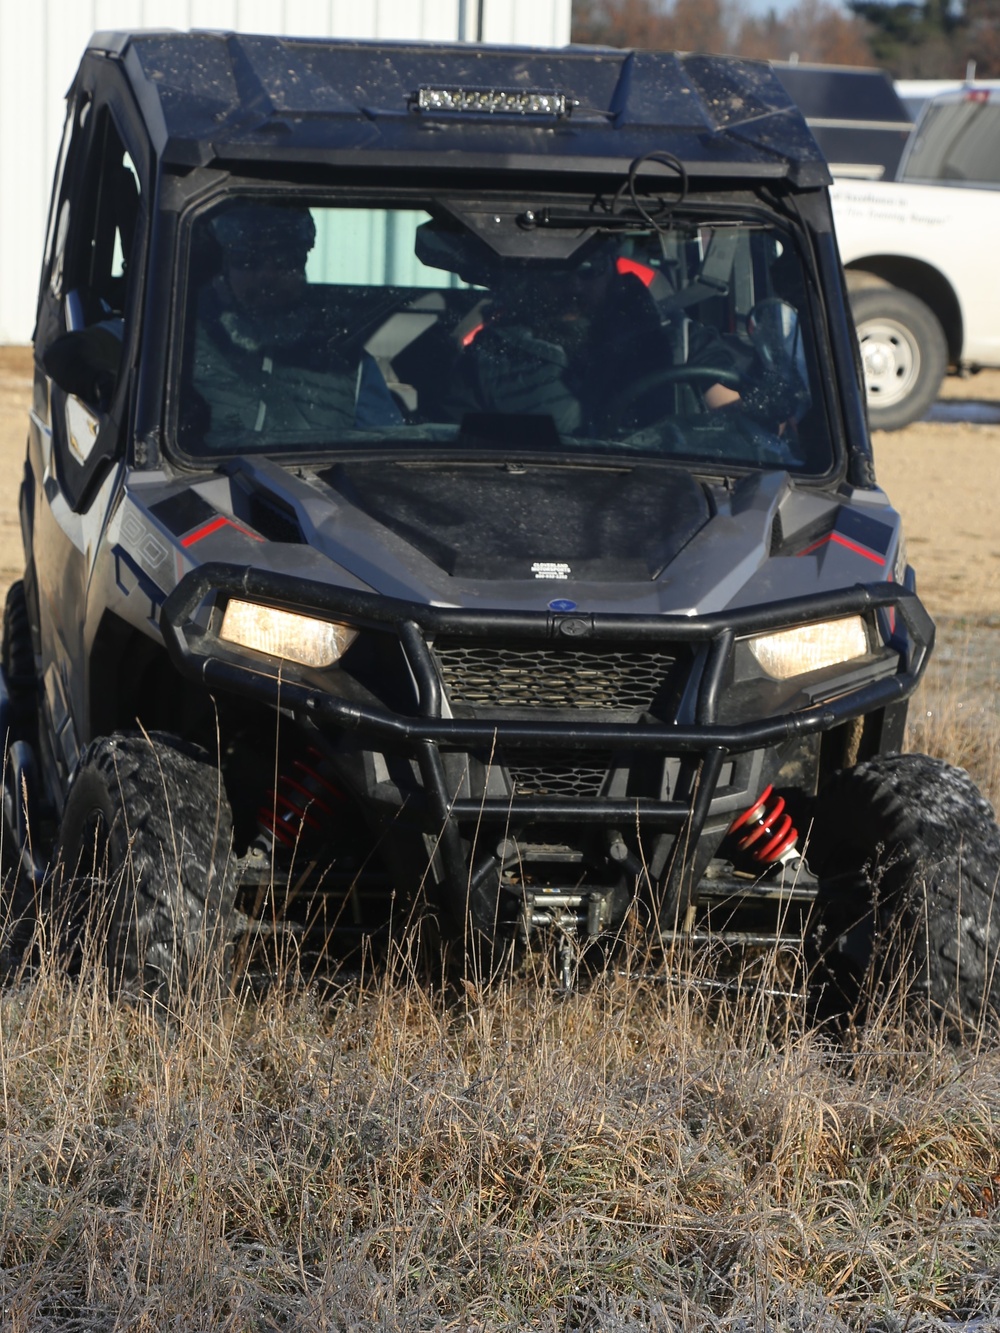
[{"left": 39, "top": 101, "right": 144, "bottom": 509}]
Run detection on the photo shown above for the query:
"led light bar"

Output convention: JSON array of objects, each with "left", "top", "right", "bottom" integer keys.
[{"left": 414, "top": 86, "right": 570, "bottom": 118}]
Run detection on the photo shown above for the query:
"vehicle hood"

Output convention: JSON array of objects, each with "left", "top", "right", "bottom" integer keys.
[
  {"left": 315, "top": 460, "right": 710, "bottom": 582},
  {"left": 132, "top": 455, "right": 901, "bottom": 618}
]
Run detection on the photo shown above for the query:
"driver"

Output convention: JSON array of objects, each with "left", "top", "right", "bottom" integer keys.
[{"left": 446, "top": 247, "right": 741, "bottom": 435}]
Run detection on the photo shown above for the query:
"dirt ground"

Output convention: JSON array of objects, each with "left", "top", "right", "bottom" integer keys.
[
  {"left": 0, "top": 346, "right": 31, "bottom": 596},
  {"left": 1, "top": 339, "right": 998, "bottom": 627},
  {"left": 874, "top": 372, "right": 1000, "bottom": 623}
]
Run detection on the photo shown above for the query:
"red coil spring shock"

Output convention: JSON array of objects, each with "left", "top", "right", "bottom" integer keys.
[
  {"left": 728, "top": 784, "right": 800, "bottom": 866},
  {"left": 258, "top": 750, "right": 346, "bottom": 850}
]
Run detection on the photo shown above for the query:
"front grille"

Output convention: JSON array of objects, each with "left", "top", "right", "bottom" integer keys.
[
  {"left": 432, "top": 639, "right": 680, "bottom": 713},
  {"left": 501, "top": 750, "right": 610, "bottom": 799}
]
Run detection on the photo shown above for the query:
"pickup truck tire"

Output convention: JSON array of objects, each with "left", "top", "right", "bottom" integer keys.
[
  {"left": 807, "top": 753, "right": 1000, "bottom": 1037},
  {"left": 50, "top": 732, "right": 237, "bottom": 1000},
  {"left": 851, "top": 286, "right": 947, "bottom": 431}
]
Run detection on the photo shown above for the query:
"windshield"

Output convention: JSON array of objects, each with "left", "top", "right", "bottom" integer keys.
[{"left": 174, "top": 196, "right": 835, "bottom": 474}]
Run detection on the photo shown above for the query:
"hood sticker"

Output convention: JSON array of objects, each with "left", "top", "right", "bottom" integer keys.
[
  {"left": 797, "top": 531, "right": 885, "bottom": 565},
  {"left": 180, "top": 514, "right": 263, "bottom": 548},
  {"left": 531, "top": 561, "right": 571, "bottom": 581}
]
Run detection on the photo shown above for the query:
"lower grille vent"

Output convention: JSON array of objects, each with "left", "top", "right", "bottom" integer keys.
[{"left": 500, "top": 751, "right": 610, "bottom": 799}]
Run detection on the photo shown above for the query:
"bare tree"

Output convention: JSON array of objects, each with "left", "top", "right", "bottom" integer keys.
[
  {"left": 961, "top": 0, "right": 1000, "bottom": 77},
  {"left": 741, "top": 0, "right": 874, "bottom": 63},
  {"left": 573, "top": 0, "right": 874, "bottom": 66},
  {"left": 847, "top": 0, "right": 999, "bottom": 79},
  {"left": 572, "top": 0, "right": 743, "bottom": 50}
]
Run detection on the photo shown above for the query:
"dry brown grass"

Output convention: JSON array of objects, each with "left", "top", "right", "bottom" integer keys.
[
  {"left": 0, "top": 658, "right": 998, "bottom": 1330},
  {"left": 1, "top": 916, "right": 999, "bottom": 1328},
  {"left": 905, "top": 618, "right": 1000, "bottom": 812}
]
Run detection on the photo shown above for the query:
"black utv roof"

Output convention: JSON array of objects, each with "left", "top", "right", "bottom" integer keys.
[{"left": 84, "top": 30, "right": 831, "bottom": 187}]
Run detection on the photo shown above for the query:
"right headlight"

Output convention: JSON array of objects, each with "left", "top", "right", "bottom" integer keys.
[
  {"left": 748, "top": 616, "right": 869, "bottom": 681},
  {"left": 219, "top": 599, "right": 357, "bottom": 669}
]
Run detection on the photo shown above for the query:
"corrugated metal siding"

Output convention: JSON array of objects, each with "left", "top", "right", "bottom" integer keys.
[{"left": 0, "top": 0, "right": 571, "bottom": 342}]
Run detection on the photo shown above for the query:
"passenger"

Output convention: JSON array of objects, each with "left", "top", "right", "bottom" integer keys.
[{"left": 184, "top": 202, "right": 400, "bottom": 448}]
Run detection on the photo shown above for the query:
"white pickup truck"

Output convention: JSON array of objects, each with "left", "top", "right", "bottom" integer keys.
[{"left": 831, "top": 85, "right": 1000, "bottom": 430}]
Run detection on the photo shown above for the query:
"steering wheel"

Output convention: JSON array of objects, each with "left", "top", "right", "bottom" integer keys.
[{"left": 606, "top": 363, "right": 742, "bottom": 427}]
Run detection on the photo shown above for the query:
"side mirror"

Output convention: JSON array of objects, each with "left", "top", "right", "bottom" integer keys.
[{"left": 42, "top": 321, "right": 123, "bottom": 411}]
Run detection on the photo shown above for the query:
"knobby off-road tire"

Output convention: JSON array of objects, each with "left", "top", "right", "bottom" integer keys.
[
  {"left": 851, "top": 285, "right": 947, "bottom": 432},
  {"left": 808, "top": 753, "right": 1000, "bottom": 1036},
  {"left": 2, "top": 577, "right": 41, "bottom": 799},
  {"left": 1, "top": 579, "right": 41, "bottom": 964},
  {"left": 2, "top": 579, "right": 37, "bottom": 743},
  {"left": 51, "top": 732, "right": 237, "bottom": 1000}
]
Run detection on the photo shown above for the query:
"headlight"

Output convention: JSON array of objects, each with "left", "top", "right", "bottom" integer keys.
[
  {"left": 220, "top": 599, "right": 357, "bottom": 668},
  {"left": 748, "top": 616, "right": 869, "bottom": 680}
]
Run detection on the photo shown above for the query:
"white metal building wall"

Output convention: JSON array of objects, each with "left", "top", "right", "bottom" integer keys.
[{"left": 0, "top": 0, "right": 571, "bottom": 343}]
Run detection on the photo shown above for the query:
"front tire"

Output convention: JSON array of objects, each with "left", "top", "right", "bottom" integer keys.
[
  {"left": 1, "top": 578, "right": 42, "bottom": 963},
  {"left": 2, "top": 579, "right": 37, "bottom": 744},
  {"left": 50, "top": 732, "right": 237, "bottom": 999},
  {"left": 851, "top": 285, "right": 947, "bottom": 431},
  {"left": 807, "top": 753, "right": 1000, "bottom": 1036}
]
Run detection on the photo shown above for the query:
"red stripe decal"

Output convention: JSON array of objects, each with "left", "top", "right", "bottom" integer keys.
[
  {"left": 180, "top": 514, "right": 263, "bottom": 547},
  {"left": 796, "top": 535, "right": 827, "bottom": 558},
  {"left": 797, "top": 532, "right": 885, "bottom": 565}
]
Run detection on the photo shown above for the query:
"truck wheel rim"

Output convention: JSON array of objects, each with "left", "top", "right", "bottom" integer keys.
[{"left": 857, "top": 317, "right": 921, "bottom": 410}]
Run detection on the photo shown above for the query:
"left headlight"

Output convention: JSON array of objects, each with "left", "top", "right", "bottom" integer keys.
[
  {"left": 748, "top": 616, "right": 869, "bottom": 680},
  {"left": 219, "top": 599, "right": 357, "bottom": 669}
]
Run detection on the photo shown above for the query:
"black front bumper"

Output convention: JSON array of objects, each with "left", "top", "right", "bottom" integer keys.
[{"left": 162, "top": 564, "right": 933, "bottom": 912}]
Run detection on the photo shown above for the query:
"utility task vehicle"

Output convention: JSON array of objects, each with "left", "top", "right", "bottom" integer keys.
[{"left": 3, "top": 31, "right": 999, "bottom": 1023}]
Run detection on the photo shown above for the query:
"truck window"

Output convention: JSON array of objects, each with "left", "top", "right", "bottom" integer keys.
[{"left": 901, "top": 95, "right": 1000, "bottom": 187}]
